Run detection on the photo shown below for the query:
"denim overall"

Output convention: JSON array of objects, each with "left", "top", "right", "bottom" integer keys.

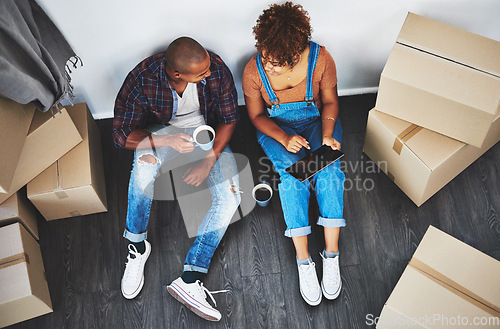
[{"left": 256, "top": 41, "right": 346, "bottom": 237}]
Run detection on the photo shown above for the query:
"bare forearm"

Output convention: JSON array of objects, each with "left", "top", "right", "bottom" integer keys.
[
  {"left": 211, "top": 122, "right": 236, "bottom": 160},
  {"left": 321, "top": 101, "right": 339, "bottom": 138},
  {"left": 124, "top": 129, "right": 170, "bottom": 150},
  {"left": 251, "top": 114, "right": 289, "bottom": 145}
]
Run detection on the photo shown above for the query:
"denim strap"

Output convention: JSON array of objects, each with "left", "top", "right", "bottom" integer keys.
[
  {"left": 255, "top": 41, "right": 321, "bottom": 105},
  {"left": 305, "top": 41, "right": 320, "bottom": 102},
  {"left": 255, "top": 53, "right": 279, "bottom": 104}
]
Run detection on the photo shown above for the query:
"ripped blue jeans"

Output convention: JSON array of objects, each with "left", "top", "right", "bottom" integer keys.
[{"left": 124, "top": 124, "right": 241, "bottom": 273}]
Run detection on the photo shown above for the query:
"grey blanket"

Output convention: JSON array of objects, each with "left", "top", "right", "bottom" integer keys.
[{"left": 0, "top": 0, "right": 81, "bottom": 112}]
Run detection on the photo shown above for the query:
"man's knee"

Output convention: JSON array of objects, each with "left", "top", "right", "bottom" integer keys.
[
  {"left": 138, "top": 153, "right": 158, "bottom": 165},
  {"left": 216, "top": 183, "right": 241, "bottom": 210}
]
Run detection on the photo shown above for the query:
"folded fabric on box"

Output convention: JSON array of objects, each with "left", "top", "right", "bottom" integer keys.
[{"left": 0, "top": 0, "right": 82, "bottom": 112}]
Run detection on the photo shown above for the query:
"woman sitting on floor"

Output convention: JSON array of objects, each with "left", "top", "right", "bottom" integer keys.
[{"left": 242, "top": 1, "right": 346, "bottom": 306}]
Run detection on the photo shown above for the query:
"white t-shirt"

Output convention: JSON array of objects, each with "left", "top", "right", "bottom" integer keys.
[{"left": 168, "top": 82, "right": 205, "bottom": 128}]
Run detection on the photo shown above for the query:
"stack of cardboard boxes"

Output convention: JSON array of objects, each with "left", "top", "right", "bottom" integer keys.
[
  {"left": 364, "top": 13, "right": 500, "bottom": 328},
  {"left": 363, "top": 12, "right": 500, "bottom": 207},
  {"left": 0, "top": 100, "right": 107, "bottom": 327}
]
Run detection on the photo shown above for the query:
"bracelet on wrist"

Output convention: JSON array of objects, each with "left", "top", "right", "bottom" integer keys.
[{"left": 322, "top": 116, "right": 336, "bottom": 122}]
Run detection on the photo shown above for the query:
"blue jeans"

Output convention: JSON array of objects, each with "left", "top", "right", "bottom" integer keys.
[
  {"left": 257, "top": 117, "right": 345, "bottom": 237},
  {"left": 124, "top": 124, "right": 241, "bottom": 273}
]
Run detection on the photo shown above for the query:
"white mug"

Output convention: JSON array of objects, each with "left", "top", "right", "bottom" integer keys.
[
  {"left": 252, "top": 182, "right": 273, "bottom": 207},
  {"left": 193, "top": 125, "right": 215, "bottom": 151}
]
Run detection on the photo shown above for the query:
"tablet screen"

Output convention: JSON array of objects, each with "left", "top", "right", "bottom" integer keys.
[{"left": 285, "top": 145, "right": 344, "bottom": 182}]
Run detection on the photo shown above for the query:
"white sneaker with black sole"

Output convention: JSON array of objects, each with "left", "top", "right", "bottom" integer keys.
[
  {"left": 167, "top": 277, "right": 227, "bottom": 321},
  {"left": 320, "top": 252, "right": 341, "bottom": 300},
  {"left": 121, "top": 240, "right": 151, "bottom": 299},
  {"left": 297, "top": 259, "right": 322, "bottom": 306}
]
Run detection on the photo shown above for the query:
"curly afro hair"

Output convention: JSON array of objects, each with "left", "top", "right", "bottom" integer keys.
[{"left": 253, "top": 2, "right": 312, "bottom": 67}]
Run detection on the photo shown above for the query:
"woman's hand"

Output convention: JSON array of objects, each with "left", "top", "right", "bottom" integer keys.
[
  {"left": 323, "top": 135, "right": 341, "bottom": 150},
  {"left": 282, "top": 134, "right": 310, "bottom": 153}
]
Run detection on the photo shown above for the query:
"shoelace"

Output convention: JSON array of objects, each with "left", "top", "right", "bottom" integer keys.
[
  {"left": 320, "top": 253, "right": 339, "bottom": 285},
  {"left": 124, "top": 245, "right": 142, "bottom": 281},
  {"left": 196, "top": 280, "right": 228, "bottom": 308},
  {"left": 299, "top": 261, "right": 318, "bottom": 289}
]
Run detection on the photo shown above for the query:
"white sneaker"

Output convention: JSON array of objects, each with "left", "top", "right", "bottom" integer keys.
[
  {"left": 297, "top": 259, "right": 322, "bottom": 306},
  {"left": 121, "top": 240, "right": 151, "bottom": 299},
  {"left": 167, "top": 277, "right": 227, "bottom": 321},
  {"left": 320, "top": 252, "right": 342, "bottom": 300}
]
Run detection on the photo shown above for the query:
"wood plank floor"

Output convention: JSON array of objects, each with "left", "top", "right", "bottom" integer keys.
[{"left": 8, "top": 93, "right": 500, "bottom": 329}]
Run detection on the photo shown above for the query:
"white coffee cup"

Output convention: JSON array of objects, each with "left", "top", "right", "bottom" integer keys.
[
  {"left": 252, "top": 182, "right": 273, "bottom": 207},
  {"left": 193, "top": 125, "right": 215, "bottom": 151}
]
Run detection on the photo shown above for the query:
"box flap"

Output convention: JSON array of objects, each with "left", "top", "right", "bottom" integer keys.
[
  {"left": 371, "top": 111, "right": 464, "bottom": 171},
  {"left": 27, "top": 103, "right": 94, "bottom": 195},
  {"left": 59, "top": 103, "right": 92, "bottom": 190},
  {"left": 26, "top": 162, "right": 59, "bottom": 196},
  {"left": 0, "top": 107, "right": 83, "bottom": 204},
  {"left": 0, "top": 192, "right": 21, "bottom": 219},
  {"left": 397, "top": 12, "right": 500, "bottom": 78},
  {"left": 0, "top": 223, "right": 24, "bottom": 260},
  {"left": 411, "top": 226, "right": 500, "bottom": 314},
  {"left": 0, "top": 188, "right": 39, "bottom": 240},
  {"left": 0, "top": 223, "right": 31, "bottom": 303},
  {"left": 383, "top": 43, "right": 500, "bottom": 117},
  {"left": 0, "top": 97, "right": 36, "bottom": 193}
]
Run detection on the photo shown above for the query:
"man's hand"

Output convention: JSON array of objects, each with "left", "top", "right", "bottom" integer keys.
[
  {"left": 163, "top": 133, "right": 195, "bottom": 153},
  {"left": 182, "top": 154, "right": 217, "bottom": 186},
  {"left": 323, "top": 135, "right": 341, "bottom": 150}
]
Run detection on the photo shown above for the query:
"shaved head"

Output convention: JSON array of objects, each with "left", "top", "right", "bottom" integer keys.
[{"left": 165, "top": 37, "right": 208, "bottom": 73}]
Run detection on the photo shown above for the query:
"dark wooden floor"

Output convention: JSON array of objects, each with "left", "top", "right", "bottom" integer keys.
[{"left": 9, "top": 94, "right": 500, "bottom": 329}]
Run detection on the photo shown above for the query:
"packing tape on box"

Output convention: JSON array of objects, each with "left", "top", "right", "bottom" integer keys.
[
  {"left": 55, "top": 190, "right": 68, "bottom": 199},
  {"left": 393, "top": 125, "right": 423, "bottom": 155},
  {"left": 0, "top": 252, "right": 30, "bottom": 270},
  {"left": 409, "top": 257, "right": 500, "bottom": 317},
  {"left": 54, "top": 162, "right": 69, "bottom": 199},
  {"left": 69, "top": 211, "right": 81, "bottom": 217}
]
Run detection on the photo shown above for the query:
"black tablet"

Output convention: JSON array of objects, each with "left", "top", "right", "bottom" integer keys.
[{"left": 285, "top": 145, "right": 344, "bottom": 182}]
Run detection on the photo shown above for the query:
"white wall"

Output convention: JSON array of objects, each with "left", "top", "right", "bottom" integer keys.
[{"left": 37, "top": 0, "right": 500, "bottom": 119}]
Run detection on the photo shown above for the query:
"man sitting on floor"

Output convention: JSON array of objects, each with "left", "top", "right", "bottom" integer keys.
[{"left": 112, "top": 36, "right": 241, "bottom": 321}]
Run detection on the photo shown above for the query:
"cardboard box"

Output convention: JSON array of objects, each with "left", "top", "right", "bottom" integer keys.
[
  {"left": 0, "top": 107, "right": 83, "bottom": 204},
  {"left": 0, "top": 188, "right": 38, "bottom": 240},
  {"left": 376, "top": 12, "right": 500, "bottom": 147},
  {"left": 27, "top": 103, "right": 108, "bottom": 220},
  {"left": 0, "top": 223, "right": 52, "bottom": 328},
  {"left": 0, "top": 96, "right": 36, "bottom": 194},
  {"left": 363, "top": 109, "right": 500, "bottom": 206},
  {"left": 377, "top": 226, "right": 500, "bottom": 328}
]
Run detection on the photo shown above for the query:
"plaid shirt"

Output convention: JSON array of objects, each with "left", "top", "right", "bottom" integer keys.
[{"left": 113, "top": 51, "right": 239, "bottom": 149}]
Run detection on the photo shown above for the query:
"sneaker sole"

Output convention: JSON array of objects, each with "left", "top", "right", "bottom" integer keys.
[
  {"left": 299, "top": 286, "right": 322, "bottom": 306},
  {"left": 167, "top": 283, "right": 221, "bottom": 321},
  {"left": 321, "top": 280, "right": 342, "bottom": 300},
  {"left": 122, "top": 275, "right": 144, "bottom": 299}
]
